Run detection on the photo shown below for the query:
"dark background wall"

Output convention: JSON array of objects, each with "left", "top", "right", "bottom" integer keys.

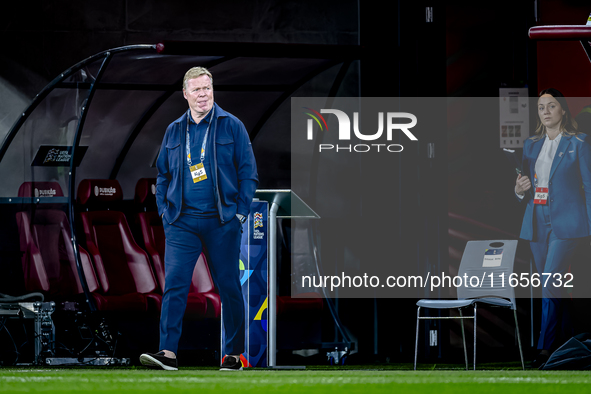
[
  {"left": 444, "top": 0, "right": 591, "bottom": 364},
  {"left": 0, "top": 0, "right": 360, "bottom": 138},
  {"left": 1, "top": 0, "right": 590, "bottom": 363}
]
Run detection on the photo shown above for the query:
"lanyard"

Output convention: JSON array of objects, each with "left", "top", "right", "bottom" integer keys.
[{"left": 186, "top": 106, "right": 215, "bottom": 167}]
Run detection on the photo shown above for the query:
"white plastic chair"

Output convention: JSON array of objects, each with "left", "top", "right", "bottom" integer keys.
[{"left": 414, "top": 240, "right": 525, "bottom": 370}]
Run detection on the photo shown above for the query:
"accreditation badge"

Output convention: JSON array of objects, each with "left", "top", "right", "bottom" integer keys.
[
  {"left": 190, "top": 163, "right": 207, "bottom": 183},
  {"left": 533, "top": 187, "right": 548, "bottom": 205}
]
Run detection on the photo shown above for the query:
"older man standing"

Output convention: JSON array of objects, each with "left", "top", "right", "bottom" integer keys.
[{"left": 140, "top": 67, "right": 258, "bottom": 371}]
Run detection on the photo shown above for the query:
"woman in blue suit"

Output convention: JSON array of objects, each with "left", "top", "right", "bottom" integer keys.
[{"left": 515, "top": 88, "right": 591, "bottom": 367}]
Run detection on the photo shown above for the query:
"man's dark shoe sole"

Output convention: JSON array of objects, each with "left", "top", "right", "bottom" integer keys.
[
  {"left": 220, "top": 365, "right": 243, "bottom": 371},
  {"left": 140, "top": 353, "right": 178, "bottom": 371}
]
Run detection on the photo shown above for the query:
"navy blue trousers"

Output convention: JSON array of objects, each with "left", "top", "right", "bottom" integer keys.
[
  {"left": 159, "top": 214, "right": 244, "bottom": 355},
  {"left": 530, "top": 204, "right": 577, "bottom": 350}
]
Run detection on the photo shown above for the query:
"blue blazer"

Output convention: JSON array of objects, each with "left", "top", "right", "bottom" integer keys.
[
  {"left": 156, "top": 103, "right": 259, "bottom": 225},
  {"left": 519, "top": 133, "right": 591, "bottom": 241}
]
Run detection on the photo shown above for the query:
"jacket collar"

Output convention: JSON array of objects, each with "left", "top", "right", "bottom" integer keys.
[
  {"left": 529, "top": 133, "right": 573, "bottom": 181},
  {"left": 174, "top": 102, "right": 228, "bottom": 126}
]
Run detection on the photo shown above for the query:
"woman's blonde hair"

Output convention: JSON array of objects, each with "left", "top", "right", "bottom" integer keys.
[{"left": 531, "top": 88, "right": 579, "bottom": 140}]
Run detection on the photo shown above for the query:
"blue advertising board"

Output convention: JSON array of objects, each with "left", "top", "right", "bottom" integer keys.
[{"left": 222, "top": 200, "right": 268, "bottom": 367}]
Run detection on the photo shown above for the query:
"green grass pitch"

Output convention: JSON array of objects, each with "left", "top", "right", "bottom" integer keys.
[{"left": 1, "top": 367, "right": 591, "bottom": 394}]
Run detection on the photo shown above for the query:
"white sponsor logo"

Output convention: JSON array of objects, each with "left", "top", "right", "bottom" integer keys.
[
  {"left": 305, "top": 109, "right": 418, "bottom": 153},
  {"left": 36, "top": 188, "right": 57, "bottom": 197},
  {"left": 97, "top": 187, "right": 117, "bottom": 196},
  {"left": 43, "top": 148, "right": 72, "bottom": 163}
]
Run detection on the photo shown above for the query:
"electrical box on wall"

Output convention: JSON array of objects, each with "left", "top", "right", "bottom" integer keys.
[{"left": 499, "top": 87, "right": 530, "bottom": 148}]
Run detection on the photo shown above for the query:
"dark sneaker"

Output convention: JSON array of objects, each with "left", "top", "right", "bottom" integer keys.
[
  {"left": 140, "top": 351, "right": 178, "bottom": 371},
  {"left": 220, "top": 355, "right": 243, "bottom": 371},
  {"left": 531, "top": 352, "right": 550, "bottom": 370}
]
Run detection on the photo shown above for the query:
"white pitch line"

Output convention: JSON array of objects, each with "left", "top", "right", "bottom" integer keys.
[{"left": 1, "top": 376, "right": 591, "bottom": 385}]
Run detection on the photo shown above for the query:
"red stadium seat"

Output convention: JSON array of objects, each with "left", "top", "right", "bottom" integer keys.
[
  {"left": 16, "top": 182, "right": 99, "bottom": 300},
  {"left": 77, "top": 179, "right": 160, "bottom": 313},
  {"left": 135, "top": 178, "right": 220, "bottom": 319}
]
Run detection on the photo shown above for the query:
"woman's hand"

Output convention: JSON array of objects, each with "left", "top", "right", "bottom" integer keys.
[{"left": 515, "top": 174, "right": 531, "bottom": 196}]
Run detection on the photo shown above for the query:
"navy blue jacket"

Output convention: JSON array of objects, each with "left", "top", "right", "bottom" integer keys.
[
  {"left": 156, "top": 103, "right": 258, "bottom": 224},
  {"left": 519, "top": 133, "right": 591, "bottom": 241}
]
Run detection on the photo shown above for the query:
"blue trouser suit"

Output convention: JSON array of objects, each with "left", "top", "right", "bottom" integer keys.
[
  {"left": 530, "top": 204, "right": 577, "bottom": 350},
  {"left": 159, "top": 214, "right": 244, "bottom": 355}
]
